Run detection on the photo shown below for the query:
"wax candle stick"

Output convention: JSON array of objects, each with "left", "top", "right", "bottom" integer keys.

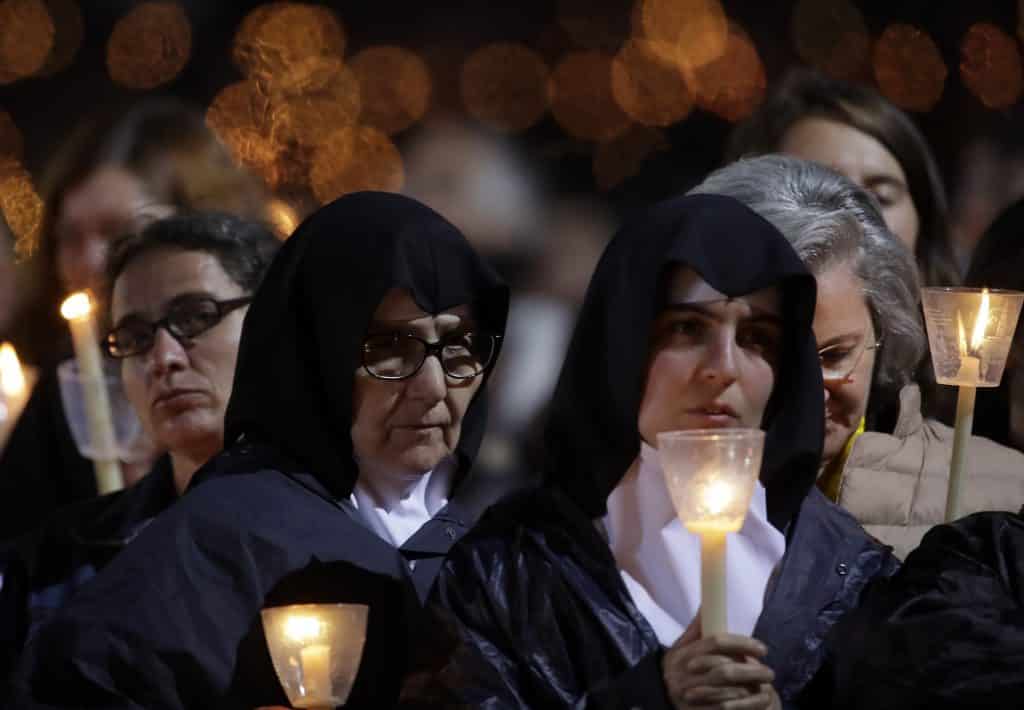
[
  {"left": 61, "top": 292, "right": 123, "bottom": 494},
  {"left": 300, "top": 643, "right": 332, "bottom": 703},
  {"left": 946, "top": 383, "right": 976, "bottom": 521},
  {"left": 700, "top": 530, "right": 728, "bottom": 635}
]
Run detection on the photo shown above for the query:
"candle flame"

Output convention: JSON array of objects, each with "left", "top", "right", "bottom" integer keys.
[
  {"left": 970, "top": 288, "right": 990, "bottom": 353},
  {"left": 957, "top": 310, "right": 968, "bottom": 357},
  {"left": 702, "top": 479, "right": 734, "bottom": 516},
  {"left": 0, "top": 343, "right": 25, "bottom": 397},
  {"left": 60, "top": 291, "right": 93, "bottom": 321},
  {"left": 283, "top": 614, "right": 324, "bottom": 643}
]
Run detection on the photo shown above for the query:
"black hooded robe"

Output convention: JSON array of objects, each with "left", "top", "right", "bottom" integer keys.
[
  {"left": 10, "top": 192, "right": 509, "bottom": 709},
  {"left": 404, "top": 194, "right": 898, "bottom": 709}
]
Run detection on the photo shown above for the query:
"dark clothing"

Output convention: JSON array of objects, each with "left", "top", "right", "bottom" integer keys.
[
  {"left": 0, "top": 457, "right": 174, "bottom": 685},
  {"left": 411, "top": 486, "right": 897, "bottom": 708},
  {"left": 11, "top": 444, "right": 418, "bottom": 709},
  {"left": 0, "top": 365, "right": 95, "bottom": 541},
  {"left": 806, "top": 510, "right": 1024, "bottom": 710},
  {"left": 11, "top": 192, "right": 511, "bottom": 708}
]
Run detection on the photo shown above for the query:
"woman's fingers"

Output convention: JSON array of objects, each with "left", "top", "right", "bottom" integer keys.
[{"left": 720, "top": 687, "right": 777, "bottom": 709}]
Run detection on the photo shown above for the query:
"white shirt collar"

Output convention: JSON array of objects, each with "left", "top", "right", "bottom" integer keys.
[{"left": 349, "top": 457, "right": 455, "bottom": 547}]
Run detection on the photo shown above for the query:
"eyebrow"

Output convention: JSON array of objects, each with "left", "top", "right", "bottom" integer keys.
[
  {"left": 816, "top": 331, "right": 866, "bottom": 350},
  {"left": 367, "top": 315, "right": 475, "bottom": 335},
  {"left": 863, "top": 174, "right": 907, "bottom": 191},
  {"left": 112, "top": 291, "right": 219, "bottom": 328},
  {"left": 661, "top": 302, "right": 783, "bottom": 325}
]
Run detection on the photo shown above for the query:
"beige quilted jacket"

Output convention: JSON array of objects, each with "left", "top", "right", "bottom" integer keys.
[{"left": 833, "top": 384, "right": 1024, "bottom": 560}]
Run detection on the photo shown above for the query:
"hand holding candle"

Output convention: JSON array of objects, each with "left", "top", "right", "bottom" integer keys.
[
  {"left": 922, "top": 287, "right": 1024, "bottom": 520},
  {"left": 261, "top": 603, "right": 368, "bottom": 709},
  {"left": 60, "top": 291, "right": 124, "bottom": 494},
  {"left": 658, "top": 429, "right": 764, "bottom": 636}
]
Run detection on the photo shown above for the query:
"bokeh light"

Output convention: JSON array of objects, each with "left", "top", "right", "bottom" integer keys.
[
  {"left": 960, "top": 23, "right": 1023, "bottom": 109},
  {"left": 791, "top": 0, "right": 871, "bottom": 81},
  {"left": 0, "top": 110, "right": 23, "bottom": 163},
  {"left": 873, "top": 24, "right": 947, "bottom": 113},
  {"left": 266, "top": 198, "right": 300, "bottom": 239},
  {"left": 461, "top": 42, "right": 550, "bottom": 132},
  {"left": 39, "top": 0, "right": 82, "bottom": 76},
  {"left": 611, "top": 38, "right": 693, "bottom": 127},
  {"left": 549, "top": 51, "right": 631, "bottom": 142},
  {"left": 691, "top": 23, "right": 766, "bottom": 123},
  {"left": 107, "top": 1, "right": 191, "bottom": 89},
  {"left": 309, "top": 126, "right": 404, "bottom": 204},
  {"left": 593, "top": 124, "right": 669, "bottom": 191},
  {"left": 0, "top": 161, "right": 43, "bottom": 255},
  {"left": 350, "top": 46, "right": 431, "bottom": 136},
  {"left": 638, "top": 0, "right": 729, "bottom": 71},
  {"left": 277, "top": 63, "right": 361, "bottom": 147},
  {"left": 556, "top": 0, "right": 633, "bottom": 51},
  {"left": 232, "top": 2, "right": 346, "bottom": 93},
  {"left": 206, "top": 80, "right": 286, "bottom": 188},
  {"left": 0, "top": 0, "right": 55, "bottom": 84}
]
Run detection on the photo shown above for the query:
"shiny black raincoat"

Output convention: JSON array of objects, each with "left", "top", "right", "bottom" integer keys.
[
  {"left": 806, "top": 508, "right": 1024, "bottom": 710},
  {"left": 10, "top": 192, "right": 509, "bottom": 709},
  {"left": 405, "top": 194, "right": 898, "bottom": 709}
]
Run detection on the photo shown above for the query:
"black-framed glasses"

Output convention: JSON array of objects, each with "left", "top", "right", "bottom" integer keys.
[
  {"left": 361, "top": 332, "right": 501, "bottom": 380},
  {"left": 105, "top": 296, "right": 252, "bottom": 358},
  {"left": 818, "top": 335, "right": 882, "bottom": 385}
]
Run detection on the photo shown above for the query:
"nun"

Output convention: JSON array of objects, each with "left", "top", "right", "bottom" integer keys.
[
  {"left": 11, "top": 192, "right": 509, "bottom": 709},
  {"left": 407, "top": 194, "right": 898, "bottom": 709}
]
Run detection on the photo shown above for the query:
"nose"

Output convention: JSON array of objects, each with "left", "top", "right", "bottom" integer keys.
[
  {"left": 406, "top": 353, "right": 447, "bottom": 403},
  {"left": 145, "top": 327, "right": 188, "bottom": 378},
  {"left": 698, "top": 332, "right": 739, "bottom": 385}
]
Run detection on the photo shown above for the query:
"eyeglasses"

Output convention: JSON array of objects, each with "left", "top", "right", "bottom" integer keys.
[
  {"left": 105, "top": 296, "right": 252, "bottom": 358},
  {"left": 818, "top": 336, "right": 881, "bottom": 385},
  {"left": 361, "top": 332, "right": 500, "bottom": 381}
]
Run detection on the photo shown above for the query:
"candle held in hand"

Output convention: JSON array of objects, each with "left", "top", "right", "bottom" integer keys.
[{"left": 61, "top": 292, "right": 123, "bottom": 494}]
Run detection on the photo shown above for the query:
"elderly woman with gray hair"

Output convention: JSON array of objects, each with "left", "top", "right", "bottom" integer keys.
[{"left": 694, "top": 155, "right": 1024, "bottom": 559}]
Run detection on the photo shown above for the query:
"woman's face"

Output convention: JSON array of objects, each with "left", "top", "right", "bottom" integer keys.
[
  {"left": 779, "top": 117, "right": 920, "bottom": 253},
  {"left": 112, "top": 248, "right": 248, "bottom": 467},
  {"left": 812, "top": 262, "right": 878, "bottom": 465},
  {"left": 54, "top": 166, "right": 155, "bottom": 293},
  {"left": 638, "top": 267, "right": 782, "bottom": 445},
  {"left": 351, "top": 289, "right": 483, "bottom": 477}
]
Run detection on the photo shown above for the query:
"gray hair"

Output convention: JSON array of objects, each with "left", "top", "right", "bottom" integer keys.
[{"left": 690, "top": 154, "right": 926, "bottom": 396}]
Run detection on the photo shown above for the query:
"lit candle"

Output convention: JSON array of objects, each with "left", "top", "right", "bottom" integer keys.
[
  {"left": 685, "top": 479, "right": 737, "bottom": 636},
  {"left": 0, "top": 342, "right": 30, "bottom": 446},
  {"left": 60, "top": 292, "right": 123, "bottom": 494},
  {"left": 299, "top": 644, "right": 332, "bottom": 701}
]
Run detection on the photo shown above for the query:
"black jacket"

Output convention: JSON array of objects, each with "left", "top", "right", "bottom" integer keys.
[
  {"left": 805, "top": 509, "right": 1024, "bottom": 710},
  {"left": 410, "top": 486, "right": 897, "bottom": 709},
  {"left": 0, "top": 457, "right": 175, "bottom": 687}
]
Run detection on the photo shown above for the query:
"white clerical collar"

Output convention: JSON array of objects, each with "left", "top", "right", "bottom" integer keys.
[
  {"left": 603, "top": 441, "right": 785, "bottom": 645},
  {"left": 350, "top": 457, "right": 455, "bottom": 547}
]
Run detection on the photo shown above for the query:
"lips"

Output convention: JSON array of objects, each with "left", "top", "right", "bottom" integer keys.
[{"left": 152, "top": 388, "right": 206, "bottom": 408}]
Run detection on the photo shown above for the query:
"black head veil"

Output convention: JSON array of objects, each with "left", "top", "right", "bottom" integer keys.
[
  {"left": 544, "top": 193, "right": 823, "bottom": 530},
  {"left": 224, "top": 192, "right": 509, "bottom": 499}
]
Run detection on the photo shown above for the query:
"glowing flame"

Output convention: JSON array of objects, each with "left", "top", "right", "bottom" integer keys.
[
  {"left": 957, "top": 310, "right": 968, "bottom": 357},
  {"left": 60, "top": 291, "right": 93, "bottom": 321},
  {"left": 971, "top": 289, "right": 990, "bottom": 353},
  {"left": 701, "top": 479, "right": 734, "bottom": 516},
  {"left": 283, "top": 614, "right": 324, "bottom": 643},
  {"left": 0, "top": 343, "right": 25, "bottom": 397}
]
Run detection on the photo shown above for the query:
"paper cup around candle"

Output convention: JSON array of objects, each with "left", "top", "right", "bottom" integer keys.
[
  {"left": 261, "top": 603, "right": 369, "bottom": 709},
  {"left": 56, "top": 359, "right": 144, "bottom": 462},
  {"left": 657, "top": 428, "right": 764, "bottom": 534},
  {"left": 921, "top": 287, "right": 1024, "bottom": 387}
]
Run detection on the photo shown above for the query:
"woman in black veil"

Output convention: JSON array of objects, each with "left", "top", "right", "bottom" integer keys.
[
  {"left": 407, "top": 193, "right": 898, "bottom": 708},
  {"left": 11, "top": 192, "right": 509, "bottom": 709}
]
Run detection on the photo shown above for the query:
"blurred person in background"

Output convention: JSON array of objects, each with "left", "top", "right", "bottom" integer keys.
[
  {"left": 0, "top": 212, "right": 279, "bottom": 696},
  {"left": 964, "top": 197, "right": 1024, "bottom": 453},
  {"left": 696, "top": 155, "right": 1024, "bottom": 559},
  {"left": 0, "top": 98, "right": 269, "bottom": 541},
  {"left": 727, "top": 68, "right": 960, "bottom": 290}
]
